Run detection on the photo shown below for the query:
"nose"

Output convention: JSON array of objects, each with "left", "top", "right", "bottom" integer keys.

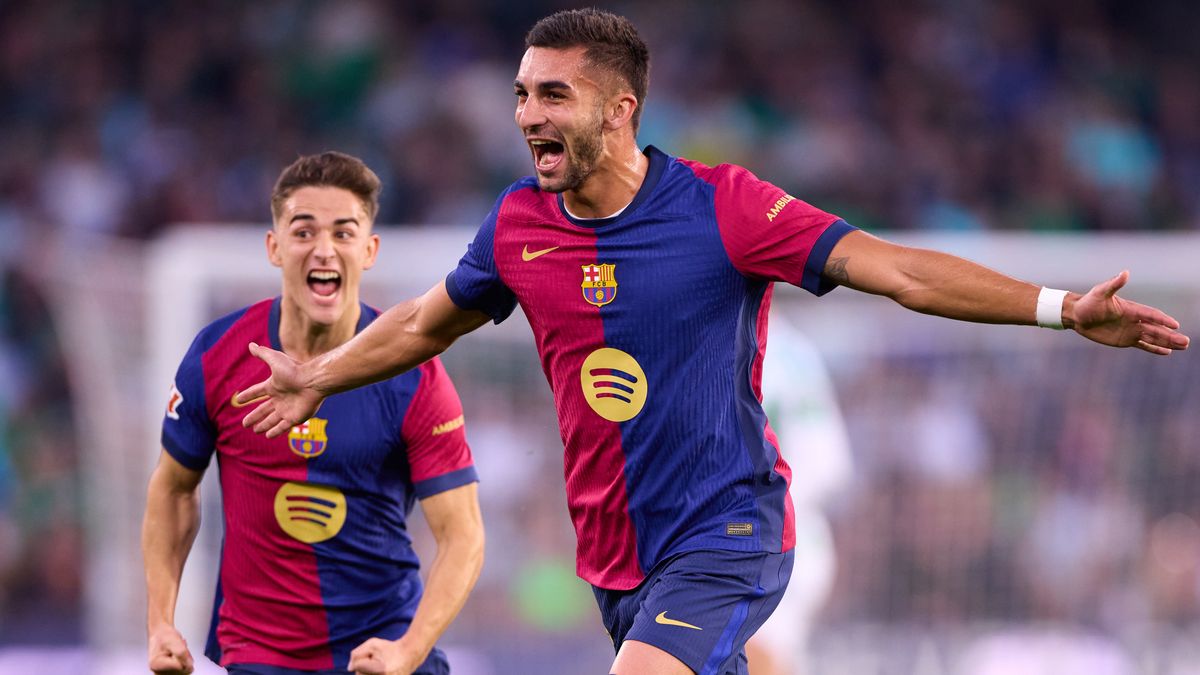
[
  {"left": 312, "top": 230, "right": 336, "bottom": 262},
  {"left": 516, "top": 96, "right": 546, "bottom": 131}
]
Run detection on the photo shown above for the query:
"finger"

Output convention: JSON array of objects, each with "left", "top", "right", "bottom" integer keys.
[
  {"left": 267, "top": 417, "right": 295, "bottom": 438},
  {"left": 1124, "top": 301, "right": 1181, "bottom": 330},
  {"left": 243, "top": 400, "right": 274, "bottom": 429},
  {"left": 1141, "top": 324, "right": 1191, "bottom": 351},
  {"left": 179, "top": 648, "right": 194, "bottom": 671},
  {"left": 350, "top": 656, "right": 385, "bottom": 674},
  {"left": 149, "top": 654, "right": 184, "bottom": 669},
  {"left": 252, "top": 409, "right": 281, "bottom": 434},
  {"left": 250, "top": 341, "right": 289, "bottom": 366},
  {"left": 1136, "top": 339, "right": 1171, "bottom": 356},
  {"left": 234, "top": 381, "right": 271, "bottom": 406},
  {"left": 1101, "top": 269, "right": 1129, "bottom": 298},
  {"left": 348, "top": 640, "right": 378, "bottom": 660}
]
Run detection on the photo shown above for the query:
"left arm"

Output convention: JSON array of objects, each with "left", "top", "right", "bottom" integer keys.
[
  {"left": 825, "top": 230, "right": 1189, "bottom": 354},
  {"left": 348, "top": 483, "right": 484, "bottom": 675}
]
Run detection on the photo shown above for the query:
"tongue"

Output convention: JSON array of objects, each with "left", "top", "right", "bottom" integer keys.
[
  {"left": 309, "top": 280, "right": 338, "bottom": 297},
  {"left": 538, "top": 149, "right": 563, "bottom": 171}
]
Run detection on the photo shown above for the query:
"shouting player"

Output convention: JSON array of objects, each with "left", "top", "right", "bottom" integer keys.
[
  {"left": 238, "top": 10, "right": 1189, "bottom": 675},
  {"left": 142, "top": 152, "right": 483, "bottom": 675}
]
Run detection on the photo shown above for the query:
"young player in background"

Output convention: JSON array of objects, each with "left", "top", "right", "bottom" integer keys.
[
  {"left": 238, "top": 10, "right": 1189, "bottom": 675},
  {"left": 142, "top": 152, "right": 483, "bottom": 675},
  {"left": 747, "top": 316, "right": 853, "bottom": 675}
]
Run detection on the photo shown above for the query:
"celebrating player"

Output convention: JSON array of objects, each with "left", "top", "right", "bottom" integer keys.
[
  {"left": 142, "top": 152, "right": 483, "bottom": 675},
  {"left": 238, "top": 10, "right": 1189, "bottom": 675}
]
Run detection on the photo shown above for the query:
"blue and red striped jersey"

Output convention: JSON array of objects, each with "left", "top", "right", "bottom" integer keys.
[
  {"left": 162, "top": 298, "right": 476, "bottom": 670},
  {"left": 447, "top": 146, "right": 855, "bottom": 590}
]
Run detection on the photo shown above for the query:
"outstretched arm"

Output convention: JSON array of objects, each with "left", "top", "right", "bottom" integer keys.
[
  {"left": 347, "top": 483, "right": 485, "bottom": 675},
  {"left": 826, "top": 230, "right": 1190, "bottom": 354},
  {"left": 142, "top": 450, "right": 204, "bottom": 675},
  {"left": 241, "top": 280, "right": 492, "bottom": 437}
]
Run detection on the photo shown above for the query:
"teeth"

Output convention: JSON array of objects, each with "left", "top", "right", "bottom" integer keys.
[
  {"left": 530, "top": 140, "right": 550, "bottom": 146},
  {"left": 310, "top": 271, "right": 340, "bottom": 281}
]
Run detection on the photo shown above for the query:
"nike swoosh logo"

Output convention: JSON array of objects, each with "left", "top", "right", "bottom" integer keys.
[
  {"left": 522, "top": 244, "right": 559, "bottom": 261},
  {"left": 654, "top": 611, "right": 702, "bottom": 630},
  {"left": 230, "top": 391, "right": 268, "bottom": 408}
]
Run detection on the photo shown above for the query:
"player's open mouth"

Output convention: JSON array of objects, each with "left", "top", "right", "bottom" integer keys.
[
  {"left": 529, "top": 139, "right": 565, "bottom": 173},
  {"left": 307, "top": 270, "right": 341, "bottom": 297}
]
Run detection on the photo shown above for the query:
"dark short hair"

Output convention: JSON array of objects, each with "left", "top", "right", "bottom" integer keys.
[
  {"left": 525, "top": 8, "right": 650, "bottom": 132},
  {"left": 270, "top": 151, "right": 382, "bottom": 222}
]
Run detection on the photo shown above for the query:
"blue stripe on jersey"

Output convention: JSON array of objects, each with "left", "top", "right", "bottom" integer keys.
[
  {"left": 801, "top": 219, "right": 856, "bottom": 295},
  {"left": 414, "top": 465, "right": 480, "bottom": 499},
  {"left": 444, "top": 179, "right": 535, "bottom": 323},
  {"left": 591, "top": 153, "right": 766, "bottom": 574},
  {"left": 733, "top": 280, "right": 784, "bottom": 550},
  {"left": 162, "top": 305, "right": 251, "bottom": 471}
]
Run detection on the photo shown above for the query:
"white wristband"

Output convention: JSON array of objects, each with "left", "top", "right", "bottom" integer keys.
[{"left": 1036, "top": 287, "right": 1068, "bottom": 330}]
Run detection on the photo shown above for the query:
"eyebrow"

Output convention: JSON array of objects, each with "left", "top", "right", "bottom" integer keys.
[
  {"left": 288, "top": 214, "right": 361, "bottom": 227},
  {"left": 513, "top": 79, "right": 572, "bottom": 94}
]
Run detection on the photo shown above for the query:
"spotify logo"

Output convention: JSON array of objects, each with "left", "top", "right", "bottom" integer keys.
[
  {"left": 580, "top": 348, "right": 648, "bottom": 422},
  {"left": 273, "top": 482, "right": 347, "bottom": 543}
]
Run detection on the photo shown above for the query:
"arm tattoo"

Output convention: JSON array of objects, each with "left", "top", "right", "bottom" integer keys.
[{"left": 826, "top": 256, "right": 850, "bottom": 285}]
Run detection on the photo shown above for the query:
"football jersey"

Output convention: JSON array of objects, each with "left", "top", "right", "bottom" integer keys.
[
  {"left": 162, "top": 298, "right": 476, "bottom": 670},
  {"left": 447, "top": 145, "right": 856, "bottom": 590}
]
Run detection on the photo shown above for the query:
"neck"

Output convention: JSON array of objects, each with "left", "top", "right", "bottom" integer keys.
[
  {"left": 562, "top": 138, "right": 647, "bottom": 218},
  {"left": 277, "top": 297, "right": 360, "bottom": 362}
]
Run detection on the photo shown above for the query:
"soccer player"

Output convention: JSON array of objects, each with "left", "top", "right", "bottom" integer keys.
[
  {"left": 142, "top": 152, "right": 483, "bottom": 675},
  {"left": 238, "top": 10, "right": 1190, "bottom": 675}
]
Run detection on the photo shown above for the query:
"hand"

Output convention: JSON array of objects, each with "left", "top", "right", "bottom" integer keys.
[
  {"left": 239, "top": 342, "right": 326, "bottom": 437},
  {"left": 348, "top": 637, "right": 426, "bottom": 675},
  {"left": 148, "top": 624, "right": 194, "bottom": 675},
  {"left": 1070, "top": 271, "right": 1190, "bottom": 355}
]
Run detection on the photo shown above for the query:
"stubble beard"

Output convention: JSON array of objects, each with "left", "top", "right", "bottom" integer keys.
[{"left": 540, "top": 110, "right": 605, "bottom": 194}]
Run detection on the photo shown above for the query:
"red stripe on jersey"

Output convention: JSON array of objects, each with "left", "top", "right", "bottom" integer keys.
[
  {"left": 401, "top": 359, "right": 472, "bottom": 484},
  {"left": 494, "top": 188, "right": 644, "bottom": 588},
  {"left": 201, "top": 303, "right": 333, "bottom": 668},
  {"left": 677, "top": 159, "right": 838, "bottom": 286},
  {"left": 754, "top": 286, "right": 795, "bottom": 551}
]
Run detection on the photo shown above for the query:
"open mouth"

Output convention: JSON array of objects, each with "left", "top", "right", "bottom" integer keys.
[
  {"left": 307, "top": 270, "right": 341, "bottom": 297},
  {"left": 530, "top": 139, "right": 565, "bottom": 173}
]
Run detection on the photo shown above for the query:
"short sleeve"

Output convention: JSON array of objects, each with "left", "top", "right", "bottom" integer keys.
[
  {"left": 161, "top": 334, "right": 216, "bottom": 471},
  {"left": 401, "top": 358, "right": 478, "bottom": 499},
  {"left": 445, "top": 189, "right": 520, "bottom": 324},
  {"left": 708, "top": 163, "right": 858, "bottom": 296}
]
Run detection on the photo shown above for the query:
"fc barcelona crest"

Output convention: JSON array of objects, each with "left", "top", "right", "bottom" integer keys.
[
  {"left": 582, "top": 263, "right": 618, "bottom": 307},
  {"left": 288, "top": 418, "right": 329, "bottom": 459}
]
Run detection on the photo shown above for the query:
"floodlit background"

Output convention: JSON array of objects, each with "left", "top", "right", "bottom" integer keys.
[{"left": 1, "top": 1, "right": 1198, "bottom": 673}]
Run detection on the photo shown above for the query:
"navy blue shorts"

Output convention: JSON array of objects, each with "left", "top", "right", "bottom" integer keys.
[
  {"left": 592, "top": 548, "right": 794, "bottom": 675},
  {"left": 224, "top": 647, "right": 448, "bottom": 675}
]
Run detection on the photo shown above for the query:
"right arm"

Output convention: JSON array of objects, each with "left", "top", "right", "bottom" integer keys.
[
  {"left": 241, "top": 280, "right": 491, "bottom": 437},
  {"left": 142, "top": 449, "right": 204, "bottom": 675}
]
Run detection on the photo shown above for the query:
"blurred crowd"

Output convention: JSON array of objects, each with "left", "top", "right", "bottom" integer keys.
[
  {"left": 0, "top": 0, "right": 1198, "bottom": 654},
  {"left": 828, "top": 343, "right": 1200, "bottom": 633}
]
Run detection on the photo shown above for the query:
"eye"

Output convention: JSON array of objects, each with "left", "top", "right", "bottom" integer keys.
[
  {"left": 334, "top": 230, "right": 353, "bottom": 240},
  {"left": 293, "top": 228, "right": 312, "bottom": 239}
]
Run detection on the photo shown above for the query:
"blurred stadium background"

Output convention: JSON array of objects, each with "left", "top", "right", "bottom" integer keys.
[{"left": 1, "top": 1, "right": 1198, "bottom": 673}]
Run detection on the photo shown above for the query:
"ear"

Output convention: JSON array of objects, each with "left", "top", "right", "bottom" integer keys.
[
  {"left": 603, "top": 90, "right": 639, "bottom": 132},
  {"left": 362, "top": 232, "right": 381, "bottom": 270},
  {"left": 265, "top": 228, "right": 282, "bottom": 268}
]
